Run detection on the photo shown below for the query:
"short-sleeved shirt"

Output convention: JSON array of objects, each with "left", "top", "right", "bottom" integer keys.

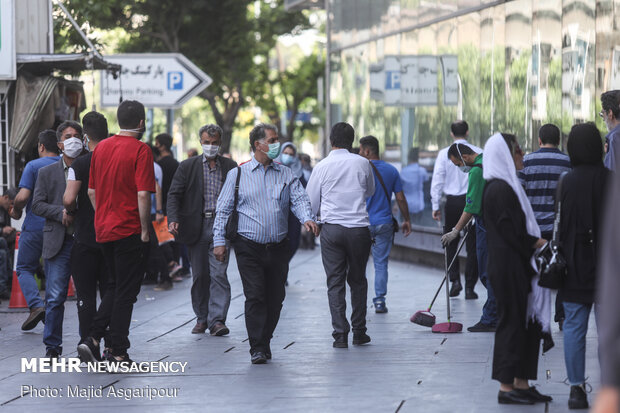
[
  {"left": 366, "top": 160, "right": 403, "bottom": 226},
  {"left": 18, "top": 155, "right": 60, "bottom": 232},
  {"left": 464, "top": 154, "right": 485, "bottom": 216},
  {"left": 68, "top": 152, "right": 98, "bottom": 248},
  {"left": 89, "top": 135, "right": 156, "bottom": 243}
]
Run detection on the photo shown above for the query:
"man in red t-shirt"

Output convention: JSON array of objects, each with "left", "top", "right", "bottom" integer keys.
[{"left": 78, "top": 100, "right": 155, "bottom": 366}]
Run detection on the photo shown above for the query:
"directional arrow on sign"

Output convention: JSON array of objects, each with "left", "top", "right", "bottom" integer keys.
[{"left": 100, "top": 53, "right": 212, "bottom": 109}]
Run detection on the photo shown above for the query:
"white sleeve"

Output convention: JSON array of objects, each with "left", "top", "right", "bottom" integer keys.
[
  {"left": 67, "top": 167, "right": 76, "bottom": 181},
  {"left": 430, "top": 151, "right": 446, "bottom": 211},
  {"left": 364, "top": 161, "right": 376, "bottom": 198},
  {"left": 306, "top": 165, "right": 322, "bottom": 217}
]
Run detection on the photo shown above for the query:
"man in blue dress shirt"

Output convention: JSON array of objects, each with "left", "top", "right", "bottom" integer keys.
[{"left": 213, "top": 123, "right": 319, "bottom": 365}]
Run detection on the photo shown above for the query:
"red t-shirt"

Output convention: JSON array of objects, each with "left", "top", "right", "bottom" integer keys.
[{"left": 89, "top": 135, "right": 156, "bottom": 243}]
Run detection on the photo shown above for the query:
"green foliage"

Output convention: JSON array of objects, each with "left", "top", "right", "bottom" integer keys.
[{"left": 53, "top": 0, "right": 318, "bottom": 151}]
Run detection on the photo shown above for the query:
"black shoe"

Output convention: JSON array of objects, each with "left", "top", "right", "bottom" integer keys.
[
  {"left": 45, "top": 349, "right": 60, "bottom": 359},
  {"left": 513, "top": 386, "right": 552, "bottom": 402},
  {"left": 467, "top": 321, "right": 496, "bottom": 332},
  {"left": 77, "top": 337, "right": 102, "bottom": 362},
  {"left": 568, "top": 384, "right": 588, "bottom": 409},
  {"left": 104, "top": 352, "right": 136, "bottom": 372},
  {"left": 465, "top": 288, "right": 478, "bottom": 300},
  {"left": 352, "top": 333, "right": 371, "bottom": 345},
  {"left": 498, "top": 390, "right": 535, "bottom": 405},
  {"left": 333, "top": 335, "right": 348, "bottom": 348},
  {"left": 374, "top": 302, "right": 388, "bottom": 313},
  {"left": 449, "top": 280, "right": 462, "bottom": 297},
  {"left": 251, "top": 351, "right": 267, "bottom": 364},
  {"left": 22, "top": 307, "right": 46, "bottom": 331}
]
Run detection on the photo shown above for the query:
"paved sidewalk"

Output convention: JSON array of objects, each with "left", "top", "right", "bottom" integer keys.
[{"left": 0, "top": 248, "right": 600, "bottom": 412}]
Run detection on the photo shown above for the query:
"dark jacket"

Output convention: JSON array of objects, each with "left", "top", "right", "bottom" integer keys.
[
  {"left": 32, "top": 159, "right": 68, "bottom": 259},
  {"left": 559, "top": 165, "right": 609, "bottom": 304},
  {"left": 167, "top": 155, "right": 237, "bottom": 245}
]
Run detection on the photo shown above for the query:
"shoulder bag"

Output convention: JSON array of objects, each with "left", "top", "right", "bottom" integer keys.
[
  {"left": 369, "top": 161, "right": 399, "bottom": 234},
  {"left": 537, "top": 172, "right": 568, "bottom": 289},
  {"left": 224, "top": 167, "right": 241, "bottom": 241}
]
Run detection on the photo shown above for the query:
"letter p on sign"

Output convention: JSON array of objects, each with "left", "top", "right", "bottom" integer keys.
[{"left": 168, "top": 72, "right": 183, "bottom": 90}]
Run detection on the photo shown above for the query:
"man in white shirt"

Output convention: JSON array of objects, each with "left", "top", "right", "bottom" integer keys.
[
  {"left": 430, "top": 120, "right": 482, "bottom": 299},
  {"left": 307, "top": 122, "right": 375, "bottom": 349}
]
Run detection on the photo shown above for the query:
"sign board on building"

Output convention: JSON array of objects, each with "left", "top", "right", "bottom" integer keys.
[
  {"left": 100, "top": 54, "right": 212, "bottom": 108},
  {"left": 0, "top": 0, "right": 16, "bottom": 80},
  {"left": 369, "top": 55, "right": 457, "bottom": 107}
]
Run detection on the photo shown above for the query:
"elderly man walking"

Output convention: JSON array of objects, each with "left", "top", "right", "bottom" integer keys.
[
  {"left": 306, "top": 122, "right": 375, "bottom": 349},
  {"left": 168, "top": 124, "right": 237, "bottom": 336},
  {"left": 213, "top": 123, "right": 318, "bottom": 365}
]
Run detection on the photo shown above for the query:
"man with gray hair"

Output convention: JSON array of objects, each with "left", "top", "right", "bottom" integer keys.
[
  {"left": 213, "top": 123, "right": 319, "bottom": 364},
  {"left": 167, "top": 124, "right": 237, "bottom": 336}
]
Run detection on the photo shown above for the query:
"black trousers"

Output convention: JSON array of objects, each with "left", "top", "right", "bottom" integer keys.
[
  {"left": 444, "top": 195, "right": 478, "bottom": 288},
  {"left": 233, "top": 236, "right": 289, "bottom": 354},
  {"left": 490, "top": 262, "right": 541, "bottom": 383},
  {"left": 320, "top": 224, "right": 372, "bottom": 338},
  {"left": 71, "top": 240, "right": 108, "bottom": 344},
  {"left": 90, "top": 234, "right": 148, "bottom": 357}
]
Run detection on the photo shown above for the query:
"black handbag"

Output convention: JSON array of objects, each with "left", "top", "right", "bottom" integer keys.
[
  {"left": 369, "top": 161, "right": 399, "bottom": 234},
  {"left": 224, "top": 167, "right": 241, "bottom": 241},
  {"left": 537, "top": 172, "right": 568, "bottom": 289}
]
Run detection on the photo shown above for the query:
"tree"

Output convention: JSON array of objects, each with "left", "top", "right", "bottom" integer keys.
[{"left": 54, "top": 0, "right": 311, "bottom": 152}]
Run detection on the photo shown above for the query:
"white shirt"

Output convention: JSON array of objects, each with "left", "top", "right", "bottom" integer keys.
[
  {"left": 430, "top": 139, "right": 482, "bottom": 211},
  {"left": 306, "top": 149, "right": 375, "bottom": 228}
]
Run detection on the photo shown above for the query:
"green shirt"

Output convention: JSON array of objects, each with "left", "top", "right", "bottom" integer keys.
[{"left": 464, "top": 154, "right": 485, "bottom": 215}]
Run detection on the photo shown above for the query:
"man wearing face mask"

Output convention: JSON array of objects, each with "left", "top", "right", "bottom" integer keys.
[
  {"left": 31, "top": 120, "right": 84, "bottom": 358},
  {"left": 63, "top": 112, "right": 111, "bottom": 356},
  {"left": 213, "top": 123, "right": 319, "bottom": 364},
  {"left": 79, "top": 100, "right": 155, "bottom": 366},
  {"left": 167, "top": 124, "right": 237, "bottom": 336},
  {"left": 443, "top": 143, "right": 498, "bottom": 333}
]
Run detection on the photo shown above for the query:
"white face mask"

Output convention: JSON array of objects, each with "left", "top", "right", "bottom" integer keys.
[
  {"left": 83, "top": 134, "right": 91, "bottom": 152},
  {"left": 202, "top": 144, "right": 219, "bottom": 159},
  {"left": 62, "top": 137, "right": 83, "bottom": 158},
  {"left": 119, "top": 126, "right": 145, "bottom": 139}
]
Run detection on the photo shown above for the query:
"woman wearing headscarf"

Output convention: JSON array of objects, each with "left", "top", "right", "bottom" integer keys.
[
  {"left": 482, "top": 133, "right": 550, "bottom": 405},
  {"left": 276, "top": 142, "right": 307, "bottom": 283},
  {"left": 558, "top": 123, "right": 609, "bottom": 409}
]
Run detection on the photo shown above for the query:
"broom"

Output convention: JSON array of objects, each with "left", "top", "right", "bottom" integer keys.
[{"left": 410, "top": 227, "right": 470, "bottom": 327}]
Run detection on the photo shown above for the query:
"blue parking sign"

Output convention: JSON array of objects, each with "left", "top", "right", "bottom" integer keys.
[
  {"left": 385, "top": 71, "right": 400, "bottom": 90},
  {"left": 168, "top": 72, "right": 183, "bottom": 90}
]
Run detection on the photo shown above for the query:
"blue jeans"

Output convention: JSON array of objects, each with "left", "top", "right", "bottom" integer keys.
[
  {"left": 476, "top": 218, "right": 497, "bottom": 325},
  {"left": 563, "top": 301, "right": 597, "bottom": 385},
  {"left": 16, "top": 230, "right": 45, "bottom": 309},
  {"left": 43, "top": 237, "right": 73, "bottom": 354},
  {"left": 369, "top": 223, "right": 394, "bottom": 303}
]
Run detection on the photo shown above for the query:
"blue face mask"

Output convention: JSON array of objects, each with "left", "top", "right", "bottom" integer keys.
[
  {"left": 261, "top": 141, "right": 281, "bottom": 160},
  {"left": 280, "top": 153, "right": 295, "bottom": 165}
]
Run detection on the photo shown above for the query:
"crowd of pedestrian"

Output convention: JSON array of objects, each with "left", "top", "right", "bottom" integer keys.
[{"left": 0, "top": 90, "right": 619, "bottom": 412}]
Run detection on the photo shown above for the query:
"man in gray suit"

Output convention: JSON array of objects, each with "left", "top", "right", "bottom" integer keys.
[
  {"left": 167, "top": 124, "right": 237, "bottom": 335},
  {"left": 32, "top": 121, "right": 84, "bottom": 358}
]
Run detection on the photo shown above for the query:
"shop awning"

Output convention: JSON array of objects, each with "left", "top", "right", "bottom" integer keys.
[{"left": 16, "top": 53, "right": 122, "bottom": 76}]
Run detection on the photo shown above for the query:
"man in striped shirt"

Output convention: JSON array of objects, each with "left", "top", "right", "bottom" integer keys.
[
  {"left": 213, "top": 123, "right": 319, "bottom": 365},
  {"left": 518, "top": 123, "right": 571, "bottom": 327}
]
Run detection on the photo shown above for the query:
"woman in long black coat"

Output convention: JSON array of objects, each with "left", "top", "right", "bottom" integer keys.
[
  {"left": 481, "top": 133, "right": 549, "bottom": 405},
  {"left": 558, "top": 123, "right": 609, "bottom": 409}
]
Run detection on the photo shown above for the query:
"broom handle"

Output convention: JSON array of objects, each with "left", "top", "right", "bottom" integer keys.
[
  {"left": 445, "top": 227, "right": 470, "bottom": 321},
  {"left": 428, "top": 228, "right": 470, "bottom": 311}
]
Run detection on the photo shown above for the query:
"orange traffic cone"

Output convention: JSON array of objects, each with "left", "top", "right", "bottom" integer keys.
[
  {"left": 67, "top": 276, "right": 75, "bottom": 297},
  {"left": 9, "top": 233, "right": 28, "bottom": 309}
]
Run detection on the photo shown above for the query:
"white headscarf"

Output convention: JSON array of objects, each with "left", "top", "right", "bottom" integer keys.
[
  {"left": 482, "top": 133, "right": 540, "bottom": 238},
  {"left": 482, "top": 133, "right": 551, "bottom": 335}
]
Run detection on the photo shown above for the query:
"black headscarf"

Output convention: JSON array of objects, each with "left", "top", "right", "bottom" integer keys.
[{"left": 567, "top": 123, "right": 604, "bottom": 167}]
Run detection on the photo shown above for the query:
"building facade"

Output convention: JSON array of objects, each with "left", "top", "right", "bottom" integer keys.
[{"left": 327, "top": 0, "right": 620, "bottom": 228}]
